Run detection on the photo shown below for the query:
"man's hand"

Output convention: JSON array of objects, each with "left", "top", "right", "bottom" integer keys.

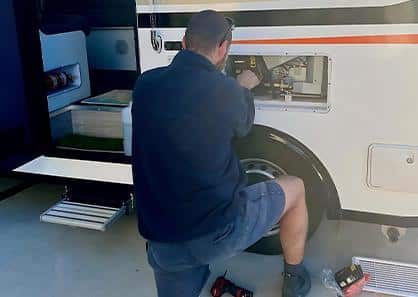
[{"left": 237, "top": 70, "right": 261, "bottom": 90}]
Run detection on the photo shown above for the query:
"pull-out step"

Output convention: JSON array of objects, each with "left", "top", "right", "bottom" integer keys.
[{"left": 40, "top": 200, "right": 126, "bottom": 231}]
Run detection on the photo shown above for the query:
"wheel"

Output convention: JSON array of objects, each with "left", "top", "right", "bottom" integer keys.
[{"left": 233, "top": 125, "right": 331, "bottom": 255}]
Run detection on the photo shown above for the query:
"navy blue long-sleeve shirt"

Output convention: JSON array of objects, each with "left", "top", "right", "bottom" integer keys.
[{"left": 131, "top": 50, "right": 255, "bottom": 242}]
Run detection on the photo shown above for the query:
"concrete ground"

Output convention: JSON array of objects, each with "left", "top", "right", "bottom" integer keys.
[{"left": 1, "top": 182, "right": 416, "bottom": 297}]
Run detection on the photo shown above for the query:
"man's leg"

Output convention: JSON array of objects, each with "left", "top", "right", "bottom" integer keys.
[
  {"left": 275, "top": 175, "right": 311, "bottom": 297},
  {"left": 147, "top": 241, "right": 211, "bottom": 297},
  {"left": 276, "top": 175, "right": 308, "bottom": 265}
]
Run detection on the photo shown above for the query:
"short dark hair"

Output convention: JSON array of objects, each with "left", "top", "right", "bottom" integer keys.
[{"left": 184, "top": 10, "right": 233, "bottom": 55}]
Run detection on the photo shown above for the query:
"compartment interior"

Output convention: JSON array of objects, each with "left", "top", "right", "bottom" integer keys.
[
  {"left": 38, "top": 0, "right": 138, "bottom": 156},
  {"left": 50, "top": 105, "right": 125, "bottom": 153},
  {"left": 226, "top": 54, "right": 330, "bottom": 108}
]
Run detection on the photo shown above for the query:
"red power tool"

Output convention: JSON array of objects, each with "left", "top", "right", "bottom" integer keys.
[{"left": 211, "top": 272, "right": 254, "bottom": 297}]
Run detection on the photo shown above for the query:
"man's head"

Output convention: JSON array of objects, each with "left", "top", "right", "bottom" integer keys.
[{"left": 182, "top": 10, "right": 234, "bottom": 71}]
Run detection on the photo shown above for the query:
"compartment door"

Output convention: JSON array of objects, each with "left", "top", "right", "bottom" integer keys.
[
  {"left": 0, "top": 0, "right": 49, "bottom": 172},
  {"left": 368, "top": 144, "right": 418, "bottom": 194}
]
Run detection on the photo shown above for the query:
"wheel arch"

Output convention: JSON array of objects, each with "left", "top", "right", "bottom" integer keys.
[{"left": 242, "top": 124, "right": 342, "bottom": 220}]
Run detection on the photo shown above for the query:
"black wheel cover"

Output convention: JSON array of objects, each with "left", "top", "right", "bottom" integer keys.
[{"left": 233, "top": 125, "right": 331, "bottom": 255}]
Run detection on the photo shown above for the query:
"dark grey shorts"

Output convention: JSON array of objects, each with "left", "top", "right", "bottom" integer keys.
[{"left": 147, "top": 180, "right": 286, "bottom": 297}]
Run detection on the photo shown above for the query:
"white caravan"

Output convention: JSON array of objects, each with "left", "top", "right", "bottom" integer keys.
[{"left": 1, "top": 0, "right": 418, "bottom": 254}]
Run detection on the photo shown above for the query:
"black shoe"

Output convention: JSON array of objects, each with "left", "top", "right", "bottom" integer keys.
[{"left": 282, "top": 265, "right": 311, "bottom": 297}]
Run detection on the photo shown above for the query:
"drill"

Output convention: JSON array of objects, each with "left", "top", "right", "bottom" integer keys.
[{"left": 211, "top": 272, "right": 254, "bottom": 297}]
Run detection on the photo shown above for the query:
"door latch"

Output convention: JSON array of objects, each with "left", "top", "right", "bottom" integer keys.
[{"left": 151, "top": 30, "right": 162, "bottom": 53}]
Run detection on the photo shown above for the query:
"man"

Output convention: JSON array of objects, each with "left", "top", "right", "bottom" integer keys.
[{"left": 132, "top": 10, "right": 311, "bottom": 297}]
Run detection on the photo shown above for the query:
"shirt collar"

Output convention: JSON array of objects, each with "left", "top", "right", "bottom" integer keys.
[{"left": 171, "top": 50, "right": 218, "bottom": 72}]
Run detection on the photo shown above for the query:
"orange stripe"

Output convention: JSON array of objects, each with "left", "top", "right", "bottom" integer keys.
[{"left": 232, "top": 34, "right": 418, "bottom": 45}]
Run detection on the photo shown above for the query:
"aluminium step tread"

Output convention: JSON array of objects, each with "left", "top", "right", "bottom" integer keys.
[{"left": 40, "top": 200, "right": 126, "bottom": 231}]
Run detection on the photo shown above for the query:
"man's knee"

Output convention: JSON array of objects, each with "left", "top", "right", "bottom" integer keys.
[{"left": 275, "top": 175, "right": 305, "bottom": 212}]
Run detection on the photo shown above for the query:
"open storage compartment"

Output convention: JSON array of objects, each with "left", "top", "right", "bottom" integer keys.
[
  {"left": 38, "top": 0, "right": 138, "bottom": 161},
  {"left": 3, "top": 0, "right": 139, "bottom": 231},
  {"left": 50, "top": 105, "right": 125, "bottom": 154},
  {"left": 226, "top": 54, "right": 331, "bottom": 112}
]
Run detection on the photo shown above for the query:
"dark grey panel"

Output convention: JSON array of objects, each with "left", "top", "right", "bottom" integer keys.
[{"left": 44, "top": 0, "right": 137, "bottom": 27}]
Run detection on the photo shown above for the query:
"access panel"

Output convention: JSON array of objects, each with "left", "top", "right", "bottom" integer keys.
[{"left": 368, "top": 144, "right": 418, "bottom": 194}]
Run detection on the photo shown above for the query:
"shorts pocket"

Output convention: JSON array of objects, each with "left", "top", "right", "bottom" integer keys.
[
  {"left": 240, "top": 182, "right": 264, "bottom": 202},
  {"left": 212, "top": 222, "right": 235, "bottom": 244}
]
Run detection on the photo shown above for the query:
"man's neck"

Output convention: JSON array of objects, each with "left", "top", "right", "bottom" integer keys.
[{"left": 188, "top": 49, "right": 217, "bottom": 66}]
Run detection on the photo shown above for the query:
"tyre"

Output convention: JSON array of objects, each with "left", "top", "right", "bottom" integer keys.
[{"left": 233, "top": 125, "right": 335, "bottom": 255}]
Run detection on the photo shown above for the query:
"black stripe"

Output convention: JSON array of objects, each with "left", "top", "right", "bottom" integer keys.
[
  {"left": 44, "top": 214, "right": 105, "bottom": 224},
  {"left": 335, "top": 210, "right": 418, "bottom": 228},
  {"left": 51, "top": 209, "right": 111, "bottom": 219},
  {"left": 138, "top": 0, "right": 418, "bottom": 27}
]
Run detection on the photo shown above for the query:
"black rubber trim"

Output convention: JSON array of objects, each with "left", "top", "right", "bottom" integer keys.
[
  {"left": 138, "top": 0, "right": 418, "bottom": 27},
  {"left": 337, "top": 210, "right": 418, "bottom": 228}
]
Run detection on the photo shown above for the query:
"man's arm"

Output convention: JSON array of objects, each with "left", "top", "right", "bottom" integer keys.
[
  {"left": 233, "top": 70, "right": 260, "bottom": 138},
  {"left": 233, "top": 88, "right": 255, "bottom": 138}
]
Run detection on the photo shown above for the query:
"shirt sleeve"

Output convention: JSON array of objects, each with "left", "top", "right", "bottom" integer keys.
[{"left": 234, "top": 87, "right": 255, "bottom": 138}]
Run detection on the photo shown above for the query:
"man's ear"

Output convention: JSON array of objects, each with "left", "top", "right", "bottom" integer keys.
[
  {"left": 182, "top": 36, "right": 187, "bottom": 49},
  {"left": 219, "top": 40, "right": 229, "bottom": 57}
]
